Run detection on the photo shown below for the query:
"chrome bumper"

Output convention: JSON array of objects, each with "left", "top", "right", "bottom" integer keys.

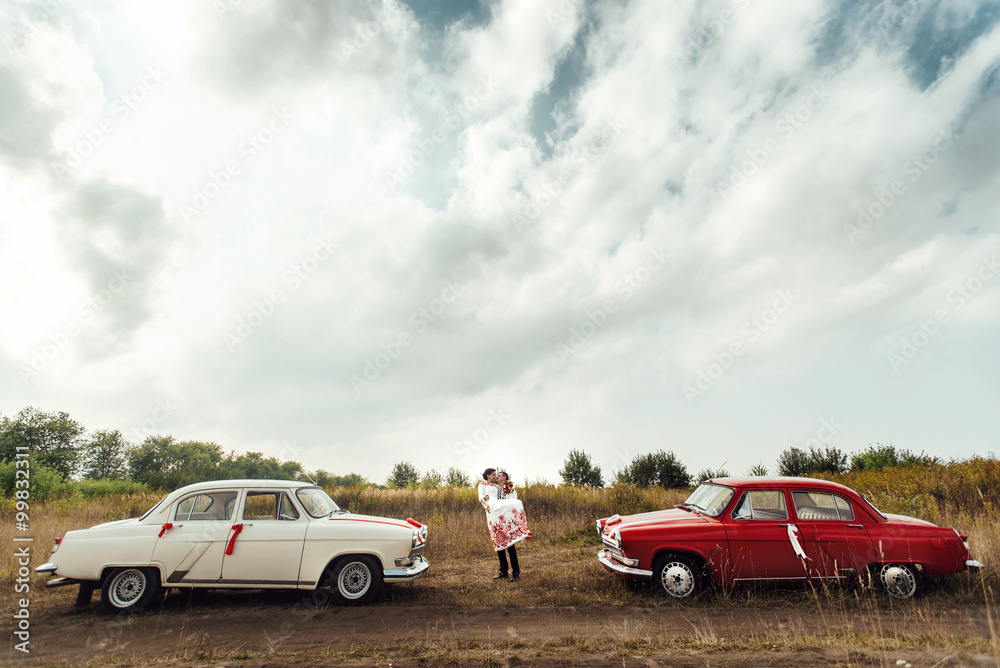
[
  {"left": 383, "top": 555, "right": 429, "bottom": 581},
  {"left": 597, "top": 549, "right": 652, "bottom": 577},
  {"left": 43, "top": 576, "right": 81, "bottom": 588},
  {"left": 967, "top": 559, "right": 983, "bottom": 571},
  {"left": 35, "top": 562, "right": 58, "bottom": 574}
]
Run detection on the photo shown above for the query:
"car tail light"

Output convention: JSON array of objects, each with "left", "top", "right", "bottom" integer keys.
[
  {"left": 51, "top": 533, "right": 65, "bottom": 553},
  {"left": 406, "top": 518, "right": 422, "bottom": 528}
]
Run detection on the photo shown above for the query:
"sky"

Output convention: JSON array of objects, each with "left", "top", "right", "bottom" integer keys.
[{"left": 1, "top": 0, "right": 999, "bottom": 486}]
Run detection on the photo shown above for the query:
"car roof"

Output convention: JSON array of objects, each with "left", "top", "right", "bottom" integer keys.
[
  {"left": 173, "top": 479, "right": 315, "bottom": 493},
  {"left": 704, "top": 476, "right": 854, "bottom": 492},
  {"left": 141, "top": 479, "right": 318, "bottom": 522}
]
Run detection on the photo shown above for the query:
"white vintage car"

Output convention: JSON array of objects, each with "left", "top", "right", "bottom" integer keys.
[{"left": 35, "top": 479, "right": 429, "bottom": 613}]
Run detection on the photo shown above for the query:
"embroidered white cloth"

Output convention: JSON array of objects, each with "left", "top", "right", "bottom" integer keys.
[{"left": 477, "top": 482, "right": 531, "bottom": 551}]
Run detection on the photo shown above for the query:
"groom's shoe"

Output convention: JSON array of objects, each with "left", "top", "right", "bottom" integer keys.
[
  {"left": 493, "top": 571, "right": 508, "bottom": 580},
  {"left": 510, "top": 572, "right": 520, "bottom": 582}
]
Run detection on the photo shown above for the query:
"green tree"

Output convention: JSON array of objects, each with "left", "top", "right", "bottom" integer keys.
[
  {"left": 306, "top": 470, "right": 367, "bottom": 487},
  {"left": 694, "top": 467, "right": 730, "bottom": 484},
  {"left": 420, "top": 469, "right": 443, "bottom": 488},
  {"left": 559, "top": 449, "right": 604, "bottom": 487},
  {"left": 778, "top": 445, "right": 848, "bottom": 476},
  {"left": 0, "top": 457, "right": 70, "bottom": 500},
  {"left": 80, "top": 429, "right": 131, "bottom": 480},
  {"left": 128, "top": 436, "right": 225, "bottom": 488},
  {"left": 808, "top": 446, "right": 848, "bottom": 474},
  {"left": 445, "top": 467, "right": 471, "bottom": 487},
  {"left": 747, "top": 463, "right": 768, "bottom": 476},
  {"left": 777, "top": 447, "right": 811, "bottom": 476},
  {"left": 851, "top": 443, "right": 942, "bottom": 471},
  {"left": 387, "top": 461, "right": 419, "bottom": 489},
  {"left": 221, "top": 451, "right": 303, "bottom": 480},
  {"left": 616, "top": 450, "right": 691, "bottom": 489},
  {"left": 0, "top": 407, "right": 85, "bottom": 478}
]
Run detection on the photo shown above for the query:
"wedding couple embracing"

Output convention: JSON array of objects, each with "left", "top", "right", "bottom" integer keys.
[{"left": 477, "top": 468, "right": 532, "bottom": 581}]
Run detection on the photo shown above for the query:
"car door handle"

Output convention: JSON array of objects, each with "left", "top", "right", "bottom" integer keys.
[{"left": 846, "top": 524, "right": 864, "bottom": 529}]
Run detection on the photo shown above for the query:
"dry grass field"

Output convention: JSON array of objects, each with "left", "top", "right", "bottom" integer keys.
[{"left": 2, "top": 477, "right": 998, "bottom": 666}]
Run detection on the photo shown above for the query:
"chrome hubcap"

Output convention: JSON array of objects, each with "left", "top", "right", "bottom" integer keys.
[
  {"left": 339, "top": 562, "right": 371, "bottom": 599},
  {"left": 661, "top": 562, "right": 695, "bottom": 598},
  {"left": 110, "top": 570, "right": 145, "bottom": 607},
  {"left": 880, "top": 564, "right": 916, "bottom": 598}
]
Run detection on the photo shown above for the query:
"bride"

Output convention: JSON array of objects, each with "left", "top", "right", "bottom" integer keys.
[{"left": 478, "top": 469, "right": 531, "bottom": 580}]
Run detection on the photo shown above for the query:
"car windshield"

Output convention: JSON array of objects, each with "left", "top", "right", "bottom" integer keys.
[
  {"left": 295, "top": 487, "right": 342, "bottom": 518},
  {"left": 680, "top": 483, "right": 734, "bottom": 517},
  {"left": 140, "top": 495, "right": 168, "bottom": 521},
  {"left": 861, "top": 496, "right": 888, "bottom": 520}
]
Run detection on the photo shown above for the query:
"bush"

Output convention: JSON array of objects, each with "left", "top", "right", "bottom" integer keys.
[
  {"left": 616, "top": 450, "right": 691, "bottom": 489},
  {"left": 778, "top": 446, "right": 847, "bottom": 476},
  {"left": 695, "top": 467, "right": 731, "bottom": 484},
  {"left": 777, "top": 447, "right": 811, "bottom": 476},
  {"left": 0, "top": 458, "right": 72, "bottom": 501},
  {"left": 74, "top": 478, "right": 151, "bottom": 497}
]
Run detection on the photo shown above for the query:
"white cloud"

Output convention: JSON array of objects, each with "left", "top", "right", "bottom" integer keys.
[{"left": 2, "top": 0, "right": 999, "bottom": 484}]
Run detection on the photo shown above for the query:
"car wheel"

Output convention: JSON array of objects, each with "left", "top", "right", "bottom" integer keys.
[
  {"left": 100, "top": 567, "right": 161, "bottom": 614},
  {"left": 879, "top": 563, "right": 919, "bottom": 599},
  {"left": 329, "top": 556, "right": 382, "bottom": 606},
  {"left": 653, "top": 554, "right": 702, "bottom": 599}
]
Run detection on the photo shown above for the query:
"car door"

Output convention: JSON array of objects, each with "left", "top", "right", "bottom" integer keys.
[
  {"left": 792, "top": 490, "right": 876, "bottom": 580},
  {"left": 221, "top": 490, "right": 309, "bottom": 585},
  {"left": 726, "top": 489, "right": 809, "bottom": 581},
  {"left": 151, "top": 488, "right": 240, "bottom": 584}
]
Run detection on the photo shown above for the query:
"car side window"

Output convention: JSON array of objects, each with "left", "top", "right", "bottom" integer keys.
[
  {"left": 732, "top": 490, "right": 788, "bottom": 521},
  {"left": 278, "top": 493, "right": 300, "bottom": 520},
  {"left": 174, "top": 491, "right": 239, "bottom": 521},
  {"left": 792, "top": 491, "right": 855, "bottom": 521},
  {"left": 243, "top": 492, "right": 299, "bottom": 520}
]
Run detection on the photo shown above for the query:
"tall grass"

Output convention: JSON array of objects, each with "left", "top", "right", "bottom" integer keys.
[{"left": 1, "top": 476, "right": 993, "bottom": 617}]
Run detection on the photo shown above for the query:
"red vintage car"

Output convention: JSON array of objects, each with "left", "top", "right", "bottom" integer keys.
[{"left": 597, "top": 477, "right": 981, "bottom": 599}]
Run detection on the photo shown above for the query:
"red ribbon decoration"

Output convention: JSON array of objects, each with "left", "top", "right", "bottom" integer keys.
[
  {"left": 158, "top": 522, "right": 173, "bottom": 537},
  {"left": 225, "top": 523, "right": 243, "bottom": 555}
]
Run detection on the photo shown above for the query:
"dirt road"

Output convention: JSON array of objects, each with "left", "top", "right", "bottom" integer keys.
[{"left": 7, "top": 585, "right": 997, "bottom": 667}]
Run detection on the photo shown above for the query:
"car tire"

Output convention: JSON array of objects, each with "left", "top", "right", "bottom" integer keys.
[
  {"left": 100, "top": 567, "right": 161, "bottom": 614},
  {"left": 652, "top": 553, "right": 703, "bottom": 599},
  {"left": 328, "top": 556, "right": 382, "bottom": 606},
  {"left": 879, "top": 563, "right": 919, "bottom": 599}
]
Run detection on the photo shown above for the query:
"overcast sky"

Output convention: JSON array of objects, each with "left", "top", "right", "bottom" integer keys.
[{"left": 2, "top": 0, "right": 998, "bottom": 485}]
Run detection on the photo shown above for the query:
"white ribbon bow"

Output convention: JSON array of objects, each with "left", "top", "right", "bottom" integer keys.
[{"left": 787, "top": 524, "right": 810, "bottom": 560}]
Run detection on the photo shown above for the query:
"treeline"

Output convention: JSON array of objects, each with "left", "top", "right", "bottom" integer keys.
[
  {"left": 556, "top": 444, "right": 946, "bottom": 489},
  {"left": 0, "top": 406, "right": 969, "bottom": 502},
  {"left": 0, "top": 407, "right": 365, "bottom": 499}
]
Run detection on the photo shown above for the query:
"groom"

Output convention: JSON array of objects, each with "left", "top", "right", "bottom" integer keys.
[{"left": 479, "top": 468, "right": 520, "bottom": 581}]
